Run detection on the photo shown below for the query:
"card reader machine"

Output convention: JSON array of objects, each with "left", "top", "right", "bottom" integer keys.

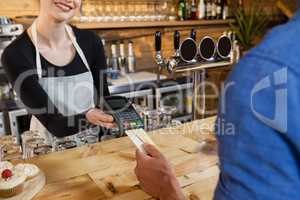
[{"left": 103, "top": 96, "right": 144, "bottom": 135}]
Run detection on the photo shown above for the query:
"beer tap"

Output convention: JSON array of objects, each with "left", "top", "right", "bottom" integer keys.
[
  {"left": 190, "top": 29, "right": 197, "bottom": 41},
  {"left": 167, "top": 30, "right": 181, "bottom": 73},
  {"left": 155, "top": 31, "right": 165, "bottom": 67},
  {"left": 154, "top": 29, "right": 239, "bottom": 120},
  {"left": 174, "top": 30, "right": 181, "bottom": 57},
  {"left": 155, "top": 31, "right": 167, "bottom": 85}
]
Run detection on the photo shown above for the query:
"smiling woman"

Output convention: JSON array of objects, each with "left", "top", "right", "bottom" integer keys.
[
  {"left": 1, "top": 0, "right": 116, "bottom": 139},
  {"left": 40, "top": 0, "right": 81, "bottom": 22}
]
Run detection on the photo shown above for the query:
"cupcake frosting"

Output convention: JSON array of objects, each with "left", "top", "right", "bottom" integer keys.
[
  {"left": 0, "top": 161, "right": 13, "bottom": 173},
  {"left": 15, "top": 164, "right": 40, "bottom": 178},
  {"left": 0, "top": 170, "right": 26, "bottom": 190}
]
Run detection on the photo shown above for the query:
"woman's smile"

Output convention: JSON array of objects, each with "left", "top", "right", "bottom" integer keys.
[{"left": 54, "top": 0, "right": 75, "bottom": 12}]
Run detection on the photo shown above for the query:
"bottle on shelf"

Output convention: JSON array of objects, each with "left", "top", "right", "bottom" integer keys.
[
  {"left": 197, "top": 0, "right": 206, "bottom": 20},
  {"left": 238, "top": 0, "right": 243, "bottom": 7},
  {"left": 205, "top": 0, "right": 212, "bottom": 20},
  {"left": 118, "top": 41, "right": 128, "bottom": 74},
  {"left": 216, "top": 0, "right": 222, "bottom": 19},
  {"left": 110, "top": 42, "right": 119, "bottom": 79},
  {"left": 101, "top": 39, "right": 110, "bottom": 69},
  {"left": 127, "top": 41, "right": 136, "bottom": 73},
  {"left": 178, "top": 0, "right": 186, "bottom": 21},
  {"left": 211, "top": 0, "right": 217, "bottom": 20},
  {"left": 184, "top": 0, "right": 191, "bottom": 20},
  {"left": 190, "top": 0, "right": 197, "bottom": 20},
  {"left": 222, "top": 0, "right": 229, "bottom": 20}
]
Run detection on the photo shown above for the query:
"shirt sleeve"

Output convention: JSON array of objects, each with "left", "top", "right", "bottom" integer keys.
[
  {"left": 1, "top": 47, "right": 88, "bottom": 138},
  {"left": 214, "top": 52, "right": 298, "bottom": 199},
  {"left": 90, "top": 33, "right": 110, "bottom": 106}
]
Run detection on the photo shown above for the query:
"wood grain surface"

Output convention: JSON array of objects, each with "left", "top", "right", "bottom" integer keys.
[{"left": 21, "top": 117, "right": 218, "bottom": 200}]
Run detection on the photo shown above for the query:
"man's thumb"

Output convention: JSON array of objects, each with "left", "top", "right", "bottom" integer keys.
[{"left": 143, "top": 143, "right": 161, "bottom": 158}]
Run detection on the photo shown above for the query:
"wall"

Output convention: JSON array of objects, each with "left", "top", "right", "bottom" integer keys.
[
  {"left": 0, "top": 0, "right": 234, "bottom": 116},
  {"left": 0, "top": 0, "right": 39, "bottom": 17},
  {"left": 0, "top": 0, "right": 285, "bottom": 20}
]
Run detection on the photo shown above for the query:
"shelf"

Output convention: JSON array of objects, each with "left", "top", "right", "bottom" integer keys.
[
  {"left": 72, "top": 19, "right": 235, "bottom": 30},
  {"left": 14, "top": 17, "right": 234, "bottom": 30}
]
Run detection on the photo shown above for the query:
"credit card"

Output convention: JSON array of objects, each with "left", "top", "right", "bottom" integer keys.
[{"left": 125, "top": 129, "right": 158, "bottom": 154}]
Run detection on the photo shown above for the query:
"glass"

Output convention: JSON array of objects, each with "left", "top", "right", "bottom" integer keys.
[
  {"left": 134, "top": 1, "right": 143, "bottom": 21},
  {"left": 170, "top": 119, "right": 182, "bottom": 127},
  {"left": 80, "top": 0, "right": 91, "bottom": 22},
  {"left": 167, "top": 0, "right": 177, "bottom": 20},
  {"left": 81, "top": 0, "right": 89, "bottom": 16},
  {"left": 141, "top": 2, "right": 149, "bottom": 21},
  {"left": 111, "top": 127, "right": 122, "bottom": 137},
  {"left": 103, "top": 0, "right": 113, "bottom": 22},
  {"left": 80, "top": 0, "right": 174, "bottom": 23},
  {"left": 132, "top": 104, "right": 147, "bottom": 118},
  {"left": 0, "top": 145, "right": 5, "bottom": 161},
  {"left": 33, "top": 145, "right": 53, "bottom": 156},
  {"left": 111, "top": 1, "right": 121, "bottom": 22},
  {"left": 21, "top": 130, "right": 49, "bottom": 159},
  {"left": 1, "top": 144, "right": 22, "bottom": 161},
  {"left": 160, "top": 1, "right": 169, "bottom": 21},
  {"left": 95, "top": 1, "right": 105, "bottom": 22},
  {"left": 76, "top": 128, "right": 99, "bottom": 145},
  {"left": 0, "top": 135, "right": 22, "bottom": 161},
  {"left": 160, "top": 106, "right": 177, "bottom": 128},
  {"left": 53, "top": 136, "right": 77, "bottom": 152},
  {"left": 0, "top": 135, "right": 18, "bottom": 145},
  {"left": 119, "top": 1, "right": 128, "bottom": 22},
  {"left": 154, "top": 1, "right": 163, "bottom": 21},
  {"left": 128, "top": 1, "right": 136, "bottom": 21},
  {"left": 143, "top": 109, "right": 161, "bottom": 131},
  {"left": 146, "top": 1, "right": 156, "bottom": 21}
]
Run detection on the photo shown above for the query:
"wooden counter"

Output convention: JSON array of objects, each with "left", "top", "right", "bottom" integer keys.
[{"left": 21, "top": 117, "right": 219, "bottom": 200}]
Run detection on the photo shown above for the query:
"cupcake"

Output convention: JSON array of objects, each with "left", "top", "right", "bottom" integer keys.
[
  {"left": 0, "top": 161, "right": 14, "bottom": 173},
  {"left": 15, "top": 163, "right": 40, "bottom": 180},
  {"left": 0, "top": 169, "right": 26, "bottom": 198}
]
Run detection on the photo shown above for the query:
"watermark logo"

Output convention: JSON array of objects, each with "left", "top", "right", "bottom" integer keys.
[{"left": 250, "top": 68, "right": 287, "bottom": 133}]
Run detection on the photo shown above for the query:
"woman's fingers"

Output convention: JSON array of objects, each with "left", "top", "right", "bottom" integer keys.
[
  {"left": 92, "top": 109, "right": 114, "bottom": 123},
  {"left": 86, "top": 108, "right": 115, "bottom": 128},
  {"left": 97, "top": 121, "right": 116, "bottom": 129}
]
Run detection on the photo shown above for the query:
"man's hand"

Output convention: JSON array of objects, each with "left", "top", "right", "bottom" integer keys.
[
  {"left": 135, "top": 144, "right": 185, "bottom": 200},
  {"left": 85, "top": 108, "right": 116, "bottom": 129}
]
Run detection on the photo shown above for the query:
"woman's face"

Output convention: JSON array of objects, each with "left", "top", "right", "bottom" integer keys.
[{"left": 40, "top": 0, "right": 81, "bottom": 22}]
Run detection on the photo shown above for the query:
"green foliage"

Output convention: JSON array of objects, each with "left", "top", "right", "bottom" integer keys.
[{"left": 230, "top": 2, "right": 269, "bottom": 50}]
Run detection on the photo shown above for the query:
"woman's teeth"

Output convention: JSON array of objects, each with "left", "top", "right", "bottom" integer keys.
[{"left": 55, "top": 2, "right": 72, "bottom": 12}]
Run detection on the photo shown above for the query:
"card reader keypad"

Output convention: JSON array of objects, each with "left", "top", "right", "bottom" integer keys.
[{"left": 116, "top": 108, "right": 144, "bottom": 130}]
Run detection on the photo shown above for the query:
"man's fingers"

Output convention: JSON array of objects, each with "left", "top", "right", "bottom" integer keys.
[
  {"left": 136, "top": 149, "right": 149, "bottom": 161},
  {"left": 134, "top": 166, "right": 138, "bottom": 177},
  {"left": 143, "top": 143, "right": 161, "bottom": 158}
]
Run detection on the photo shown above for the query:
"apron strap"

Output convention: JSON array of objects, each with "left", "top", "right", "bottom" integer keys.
[
  {"left": 65, "top": 25, "right": 91, "bottom": 71},
  {"left": 30, "top": 21, "right": 91, "bottom": 79},
  {"left": 31, "top": 22, "right": 43, "bottom": 79}
]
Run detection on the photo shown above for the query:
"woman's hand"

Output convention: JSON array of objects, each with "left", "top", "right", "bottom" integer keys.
[{"left": 85, "top": 108, "right": 116, "bottom": 129}]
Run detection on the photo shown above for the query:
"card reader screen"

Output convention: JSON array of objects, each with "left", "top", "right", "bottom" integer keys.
[{"left": 107, "top": 98, "right": 128, "bottom": 109}]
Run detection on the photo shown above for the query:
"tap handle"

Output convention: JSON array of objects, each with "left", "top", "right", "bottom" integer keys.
[
  {"left": 191, "top": 29, "right": 197, "bottom": 41},
  {"left": 155, "top": 31, "right": 162, "bottom": 52},
  {"left": 174, "top": 30, "right": 180, "bottom": 50}
]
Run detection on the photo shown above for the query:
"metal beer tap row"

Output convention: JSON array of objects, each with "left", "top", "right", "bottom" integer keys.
[{"left": 155, "top": 29, "right": 236, "bottom": 74}]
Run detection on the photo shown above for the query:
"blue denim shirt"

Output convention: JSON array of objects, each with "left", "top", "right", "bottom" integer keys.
[{"left": 214, "top": 12, "right": 300, "bottom": 200}]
